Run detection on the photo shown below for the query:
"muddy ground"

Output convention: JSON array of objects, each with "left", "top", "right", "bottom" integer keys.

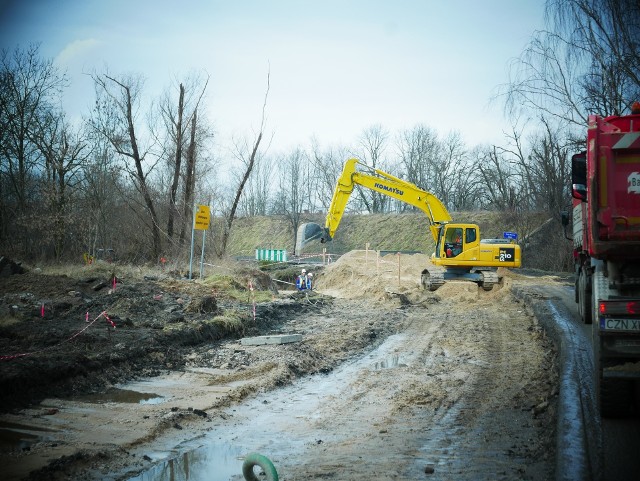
[{"left": 0, "top": 252, "right": 563, "bottom": 480}]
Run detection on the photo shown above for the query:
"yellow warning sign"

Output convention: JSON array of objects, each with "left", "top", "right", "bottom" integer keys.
[{"left": 194, "top": 205, "right": 210, "bottom": 230}]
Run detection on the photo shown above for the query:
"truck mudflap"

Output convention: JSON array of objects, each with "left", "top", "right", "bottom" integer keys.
[
  {"left": 594, "top": 311, "right": 640, "bottom": 416},
  {"left": 598, "top": 332, "right": 640, "bottom": 372}
]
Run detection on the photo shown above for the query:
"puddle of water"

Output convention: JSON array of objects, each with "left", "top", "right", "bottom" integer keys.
[
  {"left": 127, "top": 443, "right": 245, "bottom": 481},
  {"left": 0, "top": 420, "right": 58, "bottom": 452},
  {"left": 75, "top": 388, "right": 164, "bottom": 405},
  {"left": 0, "top": 427, "right": 39, "bottom": 452},
  {"left": 130, "top": 333, "right": 416, "bottom": 480}
]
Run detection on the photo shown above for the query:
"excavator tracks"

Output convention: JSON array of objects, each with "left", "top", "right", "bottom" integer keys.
[
  {"left": 479, "top": 269, "right": 500, "bottom": 291},
  {"left": 421, "top": 268, "right": 445, "bottom": 291},
  {"left": 421, "top": 267, "right": 500, "bottom": 291}
]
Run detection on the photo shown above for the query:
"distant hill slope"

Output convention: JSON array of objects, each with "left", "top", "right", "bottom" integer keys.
[{"left": 225, "top": 211, "right": 571, "bottom": 271}]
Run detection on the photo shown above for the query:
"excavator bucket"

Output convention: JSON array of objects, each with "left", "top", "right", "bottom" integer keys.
[{"left": 296, "top": 222, "right": 325, "bottom": 254}]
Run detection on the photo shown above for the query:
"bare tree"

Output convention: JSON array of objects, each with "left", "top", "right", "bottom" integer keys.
[
  {"left": 437, "top": 132, "right": 480, "bottom": 211},
  {"left": 272, "top": 148, "right": 309, "bottom": 253},
  {"left": 90, "top": 72, "right": 162, "bottom": 260},
  {"left": 238, "top": 153, "right": 275, "bottom": 217},
  {"left": 156, "top": 74, "right": 209, "bottom": 245},
  {"left": 449, "top": 156, "right": 483, "bottom": 211},
  {"left": 354, "top": 124, "right": 391, "bottom": 213},
  {"left": 31, "top": 110, "right": 89, "bottom": 259},
  {"left": 475, "top": 145, "right": 518, "bottom": 210},
  {"left": 502, "top": 31, "right": 587, "bottom": 126},
  {"left": 493, "top": 126, "right": 530, "bottom": 211},
  {"left": 165, "top": 82, "right": 185, "bottom": 240},
  {"left": 430, "top": 131, "right": 466, "bottom": 210},
  {"left": 179, "top": 108, "right": 198, "bottom": 246},
  {"left": 0, "top": 44, "right": 67, "bottom": 253},
  {"left": 215, "top": 71, "right": 270, "bottom": 258},
  {"left": 523, "top": 117, "right": 572, "bottom": 214},
  {"left": 501, "top": 0, "right": 640, "bottom": 127},
  {"left": 551, "top": 0, "right": 640, "bottom": 103},
  {"left": 396, "top": 124, "right": 439, "bottom": 191},
  {"left": 165, "top": 104, "right": 218, "bottom": 248},
  {"left": 309, "top": 139, "right": 349, "bottom": 211},
  {"left": 81, "top": 134, "right": 121, "bottom": 258}
]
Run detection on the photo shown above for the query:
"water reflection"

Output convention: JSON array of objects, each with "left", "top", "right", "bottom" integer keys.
[
  {"left": 0, "top": 420, "right": 57, "bottom": 452},
  {"left": 75, "top": 388, "right": 164, "bottom": 405},
  {"left": 128, "top": 443, "right": 245, "bottom": 481}
]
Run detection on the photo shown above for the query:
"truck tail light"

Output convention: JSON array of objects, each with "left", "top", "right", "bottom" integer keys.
[{"left": 599, "top": 300, "right": 640, "bottom": 315}]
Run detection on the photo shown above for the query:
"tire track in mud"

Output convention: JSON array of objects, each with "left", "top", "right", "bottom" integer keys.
[
  {"left": 412, "top": 298, "right": 557, "bottom": 480},
  {"left": 263, "top": 290, "right": 557, "bottom": 481}
]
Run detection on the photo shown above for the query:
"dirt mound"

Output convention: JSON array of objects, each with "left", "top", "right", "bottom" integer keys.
[
  {"left": 315, "top": 250, "right": 514, "bottom": 305},
  {"left": 314, "top": 250, "right": 420, "bottom": 302}
]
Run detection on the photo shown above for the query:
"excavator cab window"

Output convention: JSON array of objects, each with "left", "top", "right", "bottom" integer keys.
[
  {"left": 465, "top": 228, "right": 477, "bottom": 244},
  {"left": 445, "top": 227, "right": 463, "bottom": 257}
]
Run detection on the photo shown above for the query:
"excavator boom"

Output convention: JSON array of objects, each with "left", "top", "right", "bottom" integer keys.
[{"left": 323, "top": 158, "right": 451, "bottom": 243}]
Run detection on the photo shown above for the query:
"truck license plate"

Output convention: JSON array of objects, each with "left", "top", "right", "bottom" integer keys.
[{"left": 601, "top": 318, "right": 640, "bottom": 331}]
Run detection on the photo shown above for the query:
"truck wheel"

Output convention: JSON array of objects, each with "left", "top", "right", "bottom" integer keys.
[{"left": 578, "top": 270, "right": 592, "bottom": 325}]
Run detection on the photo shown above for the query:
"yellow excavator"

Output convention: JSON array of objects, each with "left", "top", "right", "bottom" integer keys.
[{"left": 298, "top": 158, "right": 521, "bottom": 291}]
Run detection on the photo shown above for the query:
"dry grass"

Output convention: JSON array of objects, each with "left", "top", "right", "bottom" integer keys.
[
  {"left": 228, "top": 211, "right": 552, "bottom": 259},
  {"left": 0, "top": 315, "right": 20, "bottom": 327}
]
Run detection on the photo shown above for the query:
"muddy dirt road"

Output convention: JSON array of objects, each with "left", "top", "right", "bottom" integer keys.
[{"left": 0, "top": 252, "right": 560, "bottom": 480}]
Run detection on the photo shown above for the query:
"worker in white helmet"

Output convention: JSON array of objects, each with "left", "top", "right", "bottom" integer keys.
[{"left": 297, "top": 268, "right": 310, "bottom": 290}]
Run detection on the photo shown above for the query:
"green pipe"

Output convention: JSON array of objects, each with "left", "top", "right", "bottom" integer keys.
[{"left": 242, "top": 453, "right": 279, "bottom": 481}]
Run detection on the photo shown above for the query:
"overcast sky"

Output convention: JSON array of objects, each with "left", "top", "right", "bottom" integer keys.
[{"left": 0, "top": 0, "right": 545, "bottom": 155}]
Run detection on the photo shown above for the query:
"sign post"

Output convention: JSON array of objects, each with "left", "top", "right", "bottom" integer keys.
[{"left": 189, "top": 204, "right": 211, "bottom": 279}]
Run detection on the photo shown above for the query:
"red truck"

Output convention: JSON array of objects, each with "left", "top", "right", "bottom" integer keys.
[{"left": 569, "top": 102, "right": 640, "bottom": 416}]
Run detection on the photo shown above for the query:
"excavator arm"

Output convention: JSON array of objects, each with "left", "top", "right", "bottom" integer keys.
[{"left": 322, "top": 158, "right": 452, "bottom": 244}]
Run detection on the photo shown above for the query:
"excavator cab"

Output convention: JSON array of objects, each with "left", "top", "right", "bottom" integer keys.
[
  {"left": 434, "top": 224, "right": 478, "bottom": 260},
  {"left": 443, "top": 226, "right": 464, "bottom": 257}
]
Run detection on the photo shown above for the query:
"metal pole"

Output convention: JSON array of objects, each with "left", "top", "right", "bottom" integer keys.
[
  {"left": 188, "top": 204, "right": 196, "bottom": 279},
  {"left": 199, "top": 230, "right": 206, "bottom": 279}
]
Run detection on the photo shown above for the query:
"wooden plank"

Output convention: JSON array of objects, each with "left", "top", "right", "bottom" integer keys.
[{"left": 240, "top": 334, "right": 303, "bottom": 346}]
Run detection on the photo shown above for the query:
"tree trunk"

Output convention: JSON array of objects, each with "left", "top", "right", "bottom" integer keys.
[
  {"left": 179, "top": 108, "right": 197, "bottom": 246},
  {"left": 122, "top": 82, "right": 161, "bottom": 260},
  {"left": 167, "top": 83, "right": 184, "bottom": 240},
  {"left": 218, "top": 132, "right": 262, "bottom": 257}
]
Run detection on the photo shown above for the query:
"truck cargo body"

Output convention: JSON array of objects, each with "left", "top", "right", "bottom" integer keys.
[{"left": 572, "top": 111, "right": 640, "bottom": 416}]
